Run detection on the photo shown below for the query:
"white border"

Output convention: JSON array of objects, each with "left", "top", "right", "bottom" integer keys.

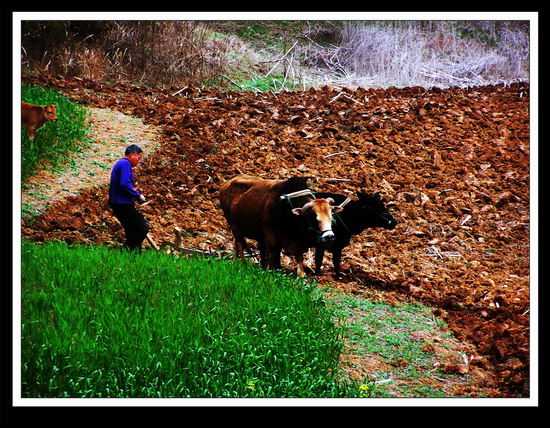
[{"left": 13, "top": 11, "right": 539, "bottom": 408}]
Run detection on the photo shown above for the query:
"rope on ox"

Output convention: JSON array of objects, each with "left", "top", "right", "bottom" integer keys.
[{"left": 280, "top": 189, "right": 335, "bottom": 243}]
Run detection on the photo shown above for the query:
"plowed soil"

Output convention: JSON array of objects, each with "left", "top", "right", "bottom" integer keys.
[{"left": 21, "top": 75, "right": 531, "bottom": 397}]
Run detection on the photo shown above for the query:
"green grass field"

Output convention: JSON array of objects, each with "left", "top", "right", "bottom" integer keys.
[
  {"left": 21, "top": 84, "right": 90, "bottom": 181},
  {"left": 21, "top": 240, "right": 354, "bottom": 398}
]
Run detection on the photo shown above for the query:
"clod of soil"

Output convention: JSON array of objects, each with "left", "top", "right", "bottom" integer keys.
[{"left": 21, "top": 74, "right": 530, "bottom": 397}]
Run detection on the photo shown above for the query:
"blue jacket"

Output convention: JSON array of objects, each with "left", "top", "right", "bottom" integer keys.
[{"left": 109, "top": 158, "right": 142, "bottom": 205}]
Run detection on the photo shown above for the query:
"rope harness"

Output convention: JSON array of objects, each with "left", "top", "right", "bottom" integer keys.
[{"left": 280, "top": 189, "right": 324, "bottom": 240}]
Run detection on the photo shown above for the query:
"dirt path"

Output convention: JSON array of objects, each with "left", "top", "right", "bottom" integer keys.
[{"left": 21, "top": 107, "right": 160, "bottom": 219}]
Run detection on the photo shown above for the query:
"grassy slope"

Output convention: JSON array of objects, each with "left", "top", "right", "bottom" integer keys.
[{"left": 21, "top": 240, "right": 484, "bottom": 398}]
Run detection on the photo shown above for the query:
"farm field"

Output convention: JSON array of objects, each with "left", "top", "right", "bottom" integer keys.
[{"left": 20, "top": 74, "right": 531, "bottom": 397}]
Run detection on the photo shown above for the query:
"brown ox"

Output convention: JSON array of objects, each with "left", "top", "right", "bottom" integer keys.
[
  {"left": 21, "top": 101, "right": 58, "bottom": 140},
  {"left": 219, "top": 174, "right": 342, "bottom": 277}
]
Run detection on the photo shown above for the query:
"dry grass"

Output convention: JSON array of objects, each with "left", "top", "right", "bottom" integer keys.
[
  {"left": 21, "top": 21, "right": 235, "bottom": 87},
  {"left": 301, "top": 21, "right": 530, "bottom": 88},
  {"left": 21, "top": 21, "right": 529, "bottom": 89}
]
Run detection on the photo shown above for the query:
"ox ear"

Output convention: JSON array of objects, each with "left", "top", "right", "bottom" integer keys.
[{"left": 373, "top": 190, "right": 381, "bottom": 198}]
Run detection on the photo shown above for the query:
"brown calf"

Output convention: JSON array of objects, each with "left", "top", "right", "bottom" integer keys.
[{"left": 21, "top": 101, "right": 58, "bottom": 140}]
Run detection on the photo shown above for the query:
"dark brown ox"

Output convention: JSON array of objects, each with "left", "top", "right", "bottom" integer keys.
[
  {"left": 219, "top": 174, "right": 342, "bottom": 277},
  {"left": 21, "top": 101, "right": 58, "bottom": 140}
]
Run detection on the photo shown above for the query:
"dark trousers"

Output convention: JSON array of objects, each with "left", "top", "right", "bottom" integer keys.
[{"left": 111, "top": 203, "right": 150, "bottom": 252}]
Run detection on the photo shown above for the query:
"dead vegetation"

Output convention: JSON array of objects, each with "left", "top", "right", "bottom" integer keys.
[
  {"left": 21, "top": 21, "right": 529, "bottom": 89},
  {"left": 21, "top": 21, "right": 237, "bottom": 86},
  {"left": 302, "top": 21, "right": 530, "bottom": 88}
]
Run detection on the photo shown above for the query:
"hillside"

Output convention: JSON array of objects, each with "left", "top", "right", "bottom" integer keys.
[{"left": 21, "top": 73, "right": 530, "bottom": 397}]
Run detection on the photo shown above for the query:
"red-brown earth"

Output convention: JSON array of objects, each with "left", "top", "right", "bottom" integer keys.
[{"left": 21, "top": 74, "right": 531, "bottom": 397}]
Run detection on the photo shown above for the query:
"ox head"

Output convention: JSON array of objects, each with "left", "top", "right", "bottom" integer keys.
[
  {"left": 357, "top": 190, "right": 398, "bottom": 230},
  {"left": 292, "top": 198, "right": 343, "bottom": 245},
  {"left": 44, "top": 105, "right": 59, "bottom": 122}
]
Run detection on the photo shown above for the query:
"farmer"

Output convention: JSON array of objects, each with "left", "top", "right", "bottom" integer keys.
[{"left": 109, "top": 144, "right": 149, "bottom": 252}]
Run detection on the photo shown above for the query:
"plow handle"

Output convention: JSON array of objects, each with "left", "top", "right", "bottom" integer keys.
[{"left": 146, "top": 233, "right": 160, "bottom": 251}]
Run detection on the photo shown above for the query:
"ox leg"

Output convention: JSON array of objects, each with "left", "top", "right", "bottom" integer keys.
[
  {"left": 314, "top": 247, "right": 324, "bottom": 276},
  {"left": 265, "top": 248, "right": 279, "bottom": 270},
  {"left": 332, "top": 250, "right": 343, "bottom": 279},
  {"left": 259, "top": 241, "right": 268, "bottom": 268},
  {"left": 263, "top": 236, "right": 280, "bottom": 271},
  {"left": 295, "top": 253, "right": 306, "bottom": 278},
  {"left": 234, "top": 236, "right": 246, "bottom": 262},
  {"left": 262, "top": 243, "right": 273, "bottom": 269},
  {"left": 273, "top": 245, "right": 282, "bottom": 270}
]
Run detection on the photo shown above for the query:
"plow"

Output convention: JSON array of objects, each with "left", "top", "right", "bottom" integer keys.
[
  {"left": 146, "top": 226, "right": 215, "bottom": 257},
  {"left": 141, "top": 200, "right": 212, "bottom": 256}
]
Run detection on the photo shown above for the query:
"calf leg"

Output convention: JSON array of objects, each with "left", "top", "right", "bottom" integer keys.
[{"left": 26, "top": 126, "right": 36, "bottom": 141}]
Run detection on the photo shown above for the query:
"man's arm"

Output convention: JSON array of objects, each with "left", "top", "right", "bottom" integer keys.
[{"left": 118, "top": 160, "right": 143, "bottom": 201}]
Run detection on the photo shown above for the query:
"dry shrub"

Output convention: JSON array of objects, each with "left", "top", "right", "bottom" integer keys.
[
  {"left": 302, "top": 21, "right": 529, "bottom": 88},
  {"left": 21, "top": 21, "right": 233, "bottom": 87},
  {"left": 56, "top": 41, "right": 110, "bottom": 81},
  {"left": 102, "top": 21, "right": 231, "bottom": 86}
]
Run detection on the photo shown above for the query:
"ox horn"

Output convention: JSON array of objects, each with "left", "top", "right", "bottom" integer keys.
[{"left": 292, "top": 201, "right": 315, "bottom": 216}]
